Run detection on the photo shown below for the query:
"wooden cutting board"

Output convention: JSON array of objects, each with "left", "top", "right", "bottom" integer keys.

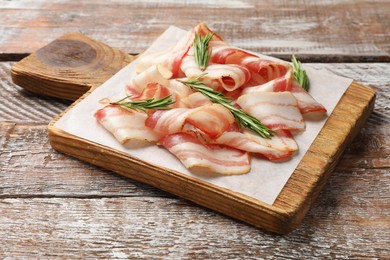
[{"left": 11, "top": 32, "right": 376, "bottom": 234}]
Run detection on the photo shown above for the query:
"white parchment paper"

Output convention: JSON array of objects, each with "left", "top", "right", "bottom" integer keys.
[{"left": 55, "top": 26, "right": 353, "bottom": 205}]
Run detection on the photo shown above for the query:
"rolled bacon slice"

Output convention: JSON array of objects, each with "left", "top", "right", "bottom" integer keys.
[
  {"left": 242, "top": 79, "right": 327, "bottom": 114},
  {"left": 146, "top": 104, "right": 235, "bottom": 139},
  {"left": 160, "top": 132, "right": 250, "bottom": 175},
  {"left": 181, "top": 92, "right": 212, "bottom": 108},
  {"left": 242, "top": 68, "right": 293, "bottom": 94},
  {"left": 215, "top": 127, "right": 298, "bottom": 161},
  {"left": 290, "top": 81, "right": 327, "bottom": 113},
  {"left": 136, "top": 22, "right": 223, "bottom": 78},
  {"left": 210, "top": 43, "right": 294, "bottom": 88},
  {"left": 237, "top": 91, "right": 305, "bottom": 130},
  {"left": 95, "top": 105, "right": 162, "bottom": 146},
  {"left": 135, "top": 30, "right": 193, "bottom": 77},
  {"left": 127, "top": 82, "right": 171, "bottom": 102},
  {"left": 126, "top": 64, "right": 172, "bottom": 95},
  {"left": 181, "top": 53, "right": 251, "bottom": 91},
  {"left": 242, "top": 57, "right": 293, "bottom": 87}
]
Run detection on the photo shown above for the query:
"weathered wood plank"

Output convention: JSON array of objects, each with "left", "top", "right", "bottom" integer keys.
[
  {"left": 0, "top": 196, "right": 388, "bottom": 258},
  {"left": 0, "top": 122, "right": 169, "bottom": 198},
  {"left": 0, "top": 0, "right": 389, "bottom": 61},
  {"left": 0, "top": 63, "right": 70, "bottom": 123}
]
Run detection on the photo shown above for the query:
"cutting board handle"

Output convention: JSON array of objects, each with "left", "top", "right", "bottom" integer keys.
[{"left": 11, "top": 32, "right": 134, "bottom": 101}]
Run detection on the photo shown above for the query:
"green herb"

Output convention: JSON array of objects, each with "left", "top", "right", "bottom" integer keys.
[
  {"left": 193, "top": 32, "right": 214, "bottom": 70},
  {"left": 110, "top": 95, "right": 175, "bottom": 113},
  {"left": 292, "top": 54, "right": 310, "bottom": 91},
  {"left": 178, "top": 74, "right": 275, "bottom": 139}
]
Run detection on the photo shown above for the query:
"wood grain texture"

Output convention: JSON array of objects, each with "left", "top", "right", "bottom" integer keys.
[
  {"left": 11, "top": 32, "right": 134, "bottom": 100},
  {"left": 0, "top": 197, "right": 388, "bottom": 259},
  {"left": 1, "top": 61, "right": 389, "bottom": 255},
  {"left": 0, "top": 0, "right": 389, "bottom": 61}
]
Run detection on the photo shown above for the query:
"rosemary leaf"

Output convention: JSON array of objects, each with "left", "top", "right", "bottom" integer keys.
[
  {"left": 178, "top": 75, "right": 275, "bottom": 139},
  {"left": 292, "top": 54, "right": 310, "bottom": 91},
  {"left": 110, "top": 95, "right": 175, "bottom": 113},
  {"left": 193, "top": 32, "right": 214, "bottom": 70}
]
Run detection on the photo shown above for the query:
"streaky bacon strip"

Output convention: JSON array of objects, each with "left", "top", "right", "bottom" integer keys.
[
  {"left": 210, "top": 44, "right": 293, "bottom": 88},
  {"left": 146, "top": 108, "right": 192, "bottom": 134},
  {"left": 181, "top": 92, "right": 212, "bottom": 108},
  {"left": 241, "top": 68, "right": 293, "bottom": 94},
  {"left": 211, "top": 45, "right": 258, "bottom": 64},
  {"left": 145, "top": 104, "right": 235, "bottom": 139},
  {"left": 195, "top": 22, "right": 224, "bottom": 41},
  {"left": 290, "top": 81, "right": 327, "bottom": 113},
  {"left": 135, "top": 30, "right": 193, "bottom": 77},
  {"left": 160, "top": 132, "right": 250, "bottom": 175},
  {"left": 127, "top": 82, "right": 171, "bottom": 102},
  {"left": 127, "top": 64, "right": 172, "bottom": 95},
  {"left": 242, "top": 78, "right": 327, "bottom": 114},
  {"left": 181, "top": 54, "right": 251, "bottom": 91},
  {"left": 214, "top": 126, "right": 298, "bottom": 161},
  {"left": 135, "top": 23, "right": 223, "bottom": 78},
  {"left": 242, "top": 58, "right": 291, "bottom": 84},
  {"left": 95, "top": 105, "right": 162, "bottom": 144},
  {"left": 237, "top": 92, "right": 305, "bottom": 130},
  {"left": 185, "top": 104, "right": 235, "bottom": 138}
]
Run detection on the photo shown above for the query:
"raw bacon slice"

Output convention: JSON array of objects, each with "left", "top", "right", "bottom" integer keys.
[
  {"left": 95, "top": 105, "right": 162, "bottom": 146},
  {"left": 126, "top": 64, "right": 172, "bottom": 95},
  {"left": 215, "top": 127, "right": 298, "bottom": 161},
  {"left": 146, "top": 108, "right": 192, "bottom": 135},
  {"left": 135, "top": 30, "right": 193, "bottom": 77},
  {"left": 242, "top": 58, "right": 292, "bottom": 87},
  {"left": 146, "top": 104, "right": 235, "bottom": 139},
  {"left": 242, "top": 79, "right": 327, "bottom": 114},
  {"left": 181, "top": 54, "right": 251, "bottom": 91},
  {"left": 135, "top": 23, "right": 223, "bottom": 78},
  {"left": 211, "top": 45, "right": 257, "bottom": 65},
  {"left": 181, "top": 92, "right": 212, "bottom": 108},
  {"left": 160, "top": 133, "right": 250, "bottom": 175},
  {"left": 242, "top": 68, "right": 293, "bottom": 94},
  {"left": 128, "top": 82, "right": 171, "bottom": 102},
  {"left": 290, "top": 81, "right": 327, "bottom": 113},
  {"left": 237, "top": 92, "right": 305, "bottom": 130},
  {"left": 185, "top": 104, "right": 235, "bottom": 138},
  {"left": 210, "top": 44, "right": 294, "bottom": 88},
  {"left": 195, "top": 22, "right": 224, "bottom": 41}
]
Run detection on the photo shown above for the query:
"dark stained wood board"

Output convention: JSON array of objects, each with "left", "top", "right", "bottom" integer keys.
[{"left": 10, "top": 32, "right": 376, "bottom": 234}]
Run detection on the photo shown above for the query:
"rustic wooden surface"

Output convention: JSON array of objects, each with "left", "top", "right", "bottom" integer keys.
[
  {"left": 1, "top": 0, "right": 389, "bottom": 258},
  {"left": 1, "top": 0, "right": 389, "bottom": 62}
]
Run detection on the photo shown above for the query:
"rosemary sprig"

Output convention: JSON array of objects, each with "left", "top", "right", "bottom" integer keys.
[
  {"left": 193, "top": 32, "right": 214, "bottom": 70},
  {"left": 110, "top": 95, "right": 175, "bottom": 113},
  {"left": 292, "top": 54, "right": 310, "bottom": 91},
  {"left": 178, "top": 75, "right": 275, "bottom": 139}
]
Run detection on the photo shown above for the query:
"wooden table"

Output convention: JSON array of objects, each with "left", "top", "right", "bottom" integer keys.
[{"left": 1, "top": 1, "right": 389, "bottom": 258}]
